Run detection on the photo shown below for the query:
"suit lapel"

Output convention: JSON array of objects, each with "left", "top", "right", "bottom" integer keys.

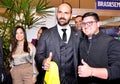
[
  {"left": 71, "top": 28, "right": 80, "bottom": 77},
  {"left": 51, "top": 26, "right": 61, "bottom": 61}
]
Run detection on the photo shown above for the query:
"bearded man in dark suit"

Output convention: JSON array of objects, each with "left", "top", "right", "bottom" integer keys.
[{"left": 35, "top": 2, "right": 82, "bottom": 84}]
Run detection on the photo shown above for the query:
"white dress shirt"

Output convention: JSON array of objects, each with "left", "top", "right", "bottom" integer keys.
[{"left": 57, "top": 24, "right": 71, "bottom": 43}]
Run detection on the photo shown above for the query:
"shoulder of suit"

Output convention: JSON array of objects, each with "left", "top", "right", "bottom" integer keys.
[
  {"left": 40, "top": 27, "right": 55, "bottom": 40},
  {"left": 43, "top": 26, "right": 56, "bottom": 34},
  {"left": 71, "top": 26, "right": 79, "bottom": 32}
]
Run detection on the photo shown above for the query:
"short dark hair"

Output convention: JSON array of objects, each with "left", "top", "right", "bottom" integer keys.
[
  {"left": 82, "top": 12, "right": 100, "bottom": 21},
  {"left": 75, "top": 15, "right": 82, "bottom": 18},
  {"left": 41, "top": 27, "right": 48, "bottom": 31}
]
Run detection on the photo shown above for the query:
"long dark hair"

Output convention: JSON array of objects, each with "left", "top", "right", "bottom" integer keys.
[{"left": 9, "top": 25, "right": 29, "bottom": 59}]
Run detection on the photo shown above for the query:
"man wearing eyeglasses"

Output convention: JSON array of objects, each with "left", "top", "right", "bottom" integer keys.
[{"left": 78, "top": 12, "right": 120, "bottom": 84}]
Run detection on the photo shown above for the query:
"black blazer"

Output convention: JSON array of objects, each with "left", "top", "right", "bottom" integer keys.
[
  {"left": 0, "top": 37, "right": 6, "bottom": 83},
  {"left": 0, "top": 37, "right": 3, "bottom": 77},
  {"left": 35, "top": 25, "right": 82, "bottom": 83}
]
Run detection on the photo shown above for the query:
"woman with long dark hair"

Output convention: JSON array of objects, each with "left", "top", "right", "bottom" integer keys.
[{"left": 9, "top": 26, "right": 37, "bottom": 84}]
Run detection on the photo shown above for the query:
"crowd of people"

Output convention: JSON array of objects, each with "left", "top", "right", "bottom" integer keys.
[{"left": 1, "top": 2, "right": 120, "bottom": 84}]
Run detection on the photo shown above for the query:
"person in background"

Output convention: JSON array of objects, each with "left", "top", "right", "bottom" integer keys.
[
  {"left": 35, "top": 2, "right": 82, "bottom": 84},
  {"left": 117, "top": 26, "right": 120, "bottom": 40},
  {"left": 31, "top": 27, "right": 48, "bottom": 48},
  {"left": 0, "top": 37, "right": 6, "bottom": 84},
  {"left": 78, "top": 12, "right": 120, "bottom": 84},
  {"left": 9, "top": 26, "right": 37, "bottom": 84},
  {"left": 74, "top": 15, "right": 82, "bottom": 31},
  {"left": 74, "top": 15, "right": 84, "bottom": 38},
  {"left": 118, "top": 26, "right": 120, "bottom": 34},
  {"left": 31, "top": 27, "right": 48, "bottom": 84}
]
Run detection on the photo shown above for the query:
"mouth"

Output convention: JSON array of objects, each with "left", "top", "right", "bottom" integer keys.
[
  {"left": 59, "top": 18, "right": 66, "bottom": 21},
  {"left": 83, "top": 27, "right": 90, "bottom": 33},
  {"left": 59, "top": 19, "right": 66, "bottom": 23}
]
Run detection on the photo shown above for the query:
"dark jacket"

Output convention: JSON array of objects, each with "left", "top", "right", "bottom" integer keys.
[
  {"left": 0, "top": 37, "right": 6, "bottom": 84},
  {"left": 35, "top": 25, "right": 82, "bottom": 84},
  {"left": 79, "top": 31, "right": 120, "bottom": 84}
]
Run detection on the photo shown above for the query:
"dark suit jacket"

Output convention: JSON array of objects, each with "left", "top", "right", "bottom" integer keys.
[
  {"left": 0, "top": 37, "right": 4, "bottom": 74},
  {"left": 35, "top": 25, "right": 82, "bottom": 83},
  {"left": 0, "top": 37, "right": 6, "bottom": 83}
]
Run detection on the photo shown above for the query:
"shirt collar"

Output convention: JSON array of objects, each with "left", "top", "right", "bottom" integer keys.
[{"left": 57, "top": 23, "right": 71, "bottom": 32}]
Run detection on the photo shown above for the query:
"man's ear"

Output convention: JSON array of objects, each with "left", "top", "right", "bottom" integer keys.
[
  {"left": 70, "top": 14, "right": 73, "bottom": 19},
  {"left": 97, "top": 21, "right": 100, "bottom": 28}
]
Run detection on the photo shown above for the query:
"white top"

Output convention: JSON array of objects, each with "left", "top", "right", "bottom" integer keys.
[
  {"left": 10, "top": 42, "right": 37, "bottom": 77},
  {"left": 57, "top": 24, "right": 71, "bottom": 43}
]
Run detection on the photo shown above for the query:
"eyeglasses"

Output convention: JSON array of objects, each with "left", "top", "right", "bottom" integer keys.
[{"left": 81, "top": 21, "right": 97, "bottom": 27}]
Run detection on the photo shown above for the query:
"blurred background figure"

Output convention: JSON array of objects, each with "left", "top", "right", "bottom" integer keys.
[
  {"left": 74, "top": 15, "right": 82, "bottom": 31},
  {"left": 31, "top": 27, "right": 48, "bottom": 48},
  {"left": 74, "top": 15, "right": 84, "bottom": 38},
  {"left": 117, "top": 26, "right": 120, "bottom": 40},
  {"left": 0, "top": 37, "right": 6, "bottom": 84},
  {"left": 31, "top": 27, "right": 48, "bottom": 84}
]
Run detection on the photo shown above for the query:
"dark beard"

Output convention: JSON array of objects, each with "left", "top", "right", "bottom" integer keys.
[
  {"left": 58, "top": 21, "right": 69, "bottom": 26},
  {"left": 57, "top": 18, "right": 70, "bottom": 26}
]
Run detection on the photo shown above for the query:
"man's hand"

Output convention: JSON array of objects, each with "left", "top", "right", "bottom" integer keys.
[
  {"left": 43, "top": 52, "right": 53, "bottom": 70},
  {"left": 78, "top": 59, "right": 93, "bottom": 77}
]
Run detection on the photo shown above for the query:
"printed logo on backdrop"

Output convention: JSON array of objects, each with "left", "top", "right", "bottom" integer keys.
[{"left": 96, "top": 0, "right": 120, "bottom": 10}]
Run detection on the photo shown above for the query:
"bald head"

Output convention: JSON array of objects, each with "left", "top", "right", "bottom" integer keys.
[
  {"left": 58, "top": 2, "right": 72, "bottom": 13},
  {"left": 56, "top": 3, "right": 72, "bottom": 27}
]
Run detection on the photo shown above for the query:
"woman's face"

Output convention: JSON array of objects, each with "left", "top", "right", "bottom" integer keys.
[
  {"left": 16, "top": 28, "right": 24, "bottom": 42},
  {"left": 37, "top": 29, "right": 43, "bottom": 40}
]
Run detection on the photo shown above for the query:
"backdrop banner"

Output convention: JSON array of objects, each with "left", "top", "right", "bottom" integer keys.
[{"left": 96, "top": 0, "right": 120, "bottom": 10}]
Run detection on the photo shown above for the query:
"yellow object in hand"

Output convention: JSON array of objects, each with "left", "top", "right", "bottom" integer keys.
[{"left": 44, "top": 61, "right": 60, "bottom": 84}]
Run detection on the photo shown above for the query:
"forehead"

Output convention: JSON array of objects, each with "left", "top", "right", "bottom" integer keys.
[
  {"left": 38, "top": 29, "right": 42, "bottom": 33},
  {"left": 16, "top": 28, "right": 23, "bottom": 32},
  {"left": 58, "top": 4, "right": 71, "bottom": 13},
  {"left": 82, "top": 16, "right": 95, "bottom": 22},
  {"left": 75, "top": 17, "right": 82, "bottom": 21}
]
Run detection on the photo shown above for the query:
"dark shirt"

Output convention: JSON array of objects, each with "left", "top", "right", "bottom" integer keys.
[
  {"left": 31, "top": 39, "right": 38, "bottom": 48},
  {"left": 79, "top": 31, "right": 120, "bottom": 84}
]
